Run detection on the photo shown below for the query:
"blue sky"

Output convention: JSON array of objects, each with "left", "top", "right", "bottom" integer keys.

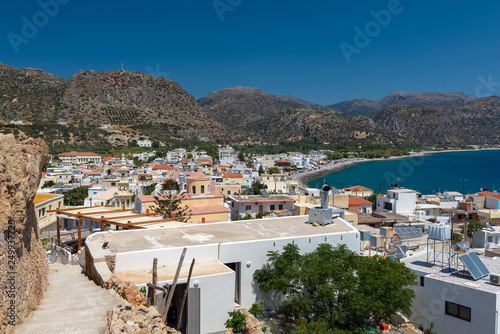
[{"left": 1, "top": 0, "right": 499, "bottom": 105}]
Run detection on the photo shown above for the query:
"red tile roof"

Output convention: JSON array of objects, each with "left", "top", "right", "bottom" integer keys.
[
  {"left": 344, "top": 185, "right": 373, "bottom": 192},
  {"left": 102, "top": 157, "right": 114, "bottom": 161},
  {"left": 477, "top": 191, "right": 500, "bottom": 200},
  {"left": 59, "top": 151, "right": 99, "bottom": 156},
  {"left": 78, "top": 167, "right": 101, "bottom": 174},
  {"left": 153, "top": 164, "right": 174, "bottom": 170},
  {"left": 179, "top": 159, "right": 190, "bottom": 163},
  {"left": 196, "top": 159, "right": 211, "bottom": 163},
  {"left": 276, "top": 160, "right": 291, "bottom": 164},
  {"left": 222, "top": 173, "right": 243, "bottom": 178},
  {"left": 348, "top": 197, "right": 373, "bottom": 206}
]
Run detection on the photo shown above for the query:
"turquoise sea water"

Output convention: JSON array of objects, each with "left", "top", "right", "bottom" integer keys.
[{"left": 308, "top": 150, "right": 500, "bottom": 194}]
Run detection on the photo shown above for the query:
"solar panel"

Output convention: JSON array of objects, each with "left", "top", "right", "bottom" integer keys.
[
  {"left": 395, "top": 247, "right": 405, "bottom": 259},
  {"left": 460, "top": 254, "right": 482, "bottom": 280},
  {"left": 460, "top": 253, "right": 489, "bottom": 280},
  {"left": 469, "top": 252, "right": 490, "bottom": 277},
  {"left": 289, "top": 189, "right": 297, "bottom": 196},
  {"left": 394, "top": 227, "right": 422, "bottom": 240},
  {"left": 260, "top": 190, "right": 270, "bottom": 198},
  {"left": 486, "top": 223, "right": 496, "bottom": 232},
  {"left": 387, "top": 255, "right": 396, "bottom": 261},
  {"left": 401, "top": 245, "right": 408, "bottom": 255}
]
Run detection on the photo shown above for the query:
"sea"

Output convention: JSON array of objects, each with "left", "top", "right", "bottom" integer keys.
[{"left": 308, "top": 150, "right": 500, "bottom": 195}]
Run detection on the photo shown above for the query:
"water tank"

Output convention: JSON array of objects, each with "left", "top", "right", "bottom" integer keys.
[
  {"left": 452, "top": 241, "right": 470, "bottom": 253},
  {"left": 428, "top": 224, "right": 451, "bottom": 241}
]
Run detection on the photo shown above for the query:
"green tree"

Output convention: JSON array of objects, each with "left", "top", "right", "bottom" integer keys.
[
  {"left": 268, "top": 167, "right": 280, "bottom": 174},
  {"left": 258, "top": 165, "right": 264, "bottom": 175},
  {"left": 238, "top": 150, "right": 246, "bottom": 162},
  {"left": 367, "top": 192, "right": 385, "bottom": 211},
  {"left": 254, "top": 244, "right": 416, "bottom": 331},
  {"left": 252, "top": 181, "right": 263, "bottom": 195},
  {"left": 153, "top": 179, "right": 191, "bottom": 222},
  {"left": 460, "top": 220, "right": 482, "bottom": 239},
  {"left": 41, "top": 180, "right": 55, "bottom": 188},
  {"left": 64, "top": 187, "right": 88, "bottom": 206}
]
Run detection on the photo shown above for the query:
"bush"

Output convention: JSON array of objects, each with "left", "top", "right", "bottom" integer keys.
[
  {"left": 225, "top": 310, "right": 246, "bottom": 333},
  {"left": 249, "top": 301, "right": 265, "bottom": 317}
]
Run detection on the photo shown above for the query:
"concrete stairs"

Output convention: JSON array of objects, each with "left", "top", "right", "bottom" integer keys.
[{"left": 15, "top": 263, "right": 124, "bottom": 334}]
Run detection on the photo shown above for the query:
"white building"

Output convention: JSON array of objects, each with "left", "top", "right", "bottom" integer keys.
[
  {"left": 228, "top": 194, "right": 298, "bottom": 219},
  {"left": 376, "top": 189, "right": 416, "bottom": 214},
  {"left": 85, "top": 216, "right": 360, "bottom": 334},
  {"left": 58, "top": 151, "right": 102, "bottom": 165},
  {"left": 403, "top": 251, "right": 500, "bottom": 334},
  {"left": 137, "top": 140, "right": 152, "bottom": 147},
  {"left": 10, "top": 120, "right": 23, "bottom": 125}
]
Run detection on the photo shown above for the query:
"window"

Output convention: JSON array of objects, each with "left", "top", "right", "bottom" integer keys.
[
  {"left": 201, "top": 185, "right": 205, "bottom": 194},
  {"left": 192, "top": 186, "right": 196, "bottom": 194},
  {"left": 279, "top": 204, "right": 283, "bottom": 210},
  {"left": 420, "top": 276, "right": 425, "bottom": 287},
  {"left": 445, "top": 301, "right": 471, "bottom": 322},
  {"left": 270, "top": 205, "right": 275, "bottom": 210},
  {"left": 246, "top": 205, "right": 251, "bottom": 211}
]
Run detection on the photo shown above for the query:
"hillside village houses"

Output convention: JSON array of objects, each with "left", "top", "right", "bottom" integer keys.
[{"left": 38, "top": 145, "right": 500, "bottom": 333}]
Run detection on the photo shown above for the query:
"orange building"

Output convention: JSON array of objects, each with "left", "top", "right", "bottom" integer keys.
[{"left": 136, "top": 172, "right": 230, "bottom": 223}]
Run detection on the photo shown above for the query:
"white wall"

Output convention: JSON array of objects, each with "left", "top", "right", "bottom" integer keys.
[
  {"left": 486, "top": 196, "right": 500, "bottom": 210},
  {"left": 409, "top": 275, "right": 498, "bottom": 334}
]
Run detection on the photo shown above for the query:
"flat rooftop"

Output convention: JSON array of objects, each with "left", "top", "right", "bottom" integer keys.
[
  {"left": 86, "top": 215, "right": 356, "bottom": 256},
  {"left": 229, "top": 195, "right": 297, "bottom": 202},
  {"left": 403, "top": 251, "right": 500, "bottom": 293},
  {"left": 114, "top": 260, "right": 232, "bottom": 285}
]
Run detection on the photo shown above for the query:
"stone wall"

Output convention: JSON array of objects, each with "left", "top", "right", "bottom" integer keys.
[{"left": 0, "top": 134, "right": 49, "bottom": 333}]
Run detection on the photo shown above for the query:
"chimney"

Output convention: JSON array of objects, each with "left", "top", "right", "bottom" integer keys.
[{"left": 321, "top": 184, "right": 331, "bottom": 209}]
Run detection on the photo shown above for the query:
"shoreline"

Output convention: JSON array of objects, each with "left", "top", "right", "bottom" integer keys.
[{"left": 293, "top": 147, "right": 500, "bottom": 189}]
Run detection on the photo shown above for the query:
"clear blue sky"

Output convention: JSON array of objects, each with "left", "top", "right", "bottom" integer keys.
[{"left": 1, "top": 0, "right": 499, "bottom": 105}]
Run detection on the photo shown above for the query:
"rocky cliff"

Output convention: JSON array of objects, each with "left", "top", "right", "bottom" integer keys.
[{"left": 0, "top": 134, "right": 49, "bottom": 333}]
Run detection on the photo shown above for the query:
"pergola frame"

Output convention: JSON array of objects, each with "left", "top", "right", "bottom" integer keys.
[{"left": 49, "top": 205, "right": 179, "bottom": 250}]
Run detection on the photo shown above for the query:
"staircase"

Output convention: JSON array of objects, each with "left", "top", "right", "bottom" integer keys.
[{"left": 15, "top": 263, "right": 123, "bottom": 334}]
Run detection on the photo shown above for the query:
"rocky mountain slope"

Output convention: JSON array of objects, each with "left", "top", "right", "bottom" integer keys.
[
  {"left": 327, "top": 91, "right": 478, "bottom": 118},
  {"left": 0, "top": 134, "right": 48, "bottom": 333},
  {"left": 373, "top": 96, "right": 500, "bottom": 145},
  {"left": 0, "top": 63, "right": 237, "bottom": 146},
  {"left": 198, "top": 87, "right": 402, "bottom": 143}
]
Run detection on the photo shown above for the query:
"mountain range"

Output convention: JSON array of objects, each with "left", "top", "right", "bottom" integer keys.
[{"left": 0, "top": 62, "right": 498, "bottom": 147}]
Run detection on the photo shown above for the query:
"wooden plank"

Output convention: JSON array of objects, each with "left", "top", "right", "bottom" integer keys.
[
  {"left": 177, "top": 258, "right": 195, "bottom": 331},
  {"left": 158, "top": 284, "right": 169, "bottom": 316},
  {"left": 162, "top": 248, "right": 187, "bottom": 319},
  {"left": 147, "top": 283, "right": 167, "bottom": 293},
  {"left": 65, "top": 209, "right": 133, "bottom": 217},
  {"left": 151, "top": 258, "right": 158, "bottom": 307},
  {"left": 56, "top": 216, "right": 61, "bottom": 242}
]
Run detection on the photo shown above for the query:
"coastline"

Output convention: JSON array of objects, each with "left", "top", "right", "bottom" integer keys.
[{"left": 294, "top": 147, "right": 500, "bottom": 189}]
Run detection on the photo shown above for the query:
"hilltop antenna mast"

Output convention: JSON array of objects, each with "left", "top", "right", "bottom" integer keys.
[{"left": 121, "top": 61, "right": 124, "bottom": 71}]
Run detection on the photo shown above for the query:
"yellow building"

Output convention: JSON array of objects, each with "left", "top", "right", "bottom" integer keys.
[
  {"left": 137, "top": 172, "right": 230, "bottom": 223},
  {"left": 34, "top": 193, "right": 64, "bottom": 235},
  {"left": 478, "top": 209, "right": 500, "bottom": 225}
]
